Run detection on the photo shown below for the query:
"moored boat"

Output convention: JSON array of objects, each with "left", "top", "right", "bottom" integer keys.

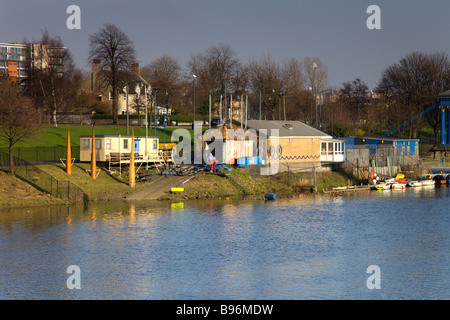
[
  {"left": 373, "top": 183, "right": 390, "bottom": 190},
  {"left": 408, "top": 180, "right": 422, "bottom": 187},
  {"left": 421, "top": 180, "right": 435, "bottom": 187},
  {"left": 392, "top": 183, "right": 407, "bottom": 189}
]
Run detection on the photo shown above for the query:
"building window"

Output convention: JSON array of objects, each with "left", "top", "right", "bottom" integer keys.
[
  {"left": 82, "top": 139, "right": 90, "bottom": 150},
  {"left": 124, "top": 139, "right": 129, "bottom": 150},
  {"left": 95, "top": 139, "right": 102, "bottom": 150},
  {"left": 321, "top": 142, "right": 327, "bottom": 155},
  {"left": 106, "top": 139, "right": 111, "bottom": 150}
]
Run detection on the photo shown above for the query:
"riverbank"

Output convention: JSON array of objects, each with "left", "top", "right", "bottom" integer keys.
[
  {"left": 158, "top": 169, "right": 356, "bottom": 201},
  {"left": 1, "top": 158, "right": 445, "bottom": 208},
  {"left": 0, "top": 163, "right": 357, "bottom": 207},
  {"left": 0, "top": 171, "right": 66, "bottom": 209}
]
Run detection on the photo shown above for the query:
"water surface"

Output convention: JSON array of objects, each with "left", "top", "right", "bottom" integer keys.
[{"left": 0, "top": 186, "right": 448, "bottom": 299}]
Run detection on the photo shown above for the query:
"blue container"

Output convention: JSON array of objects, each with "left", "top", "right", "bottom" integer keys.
[
  {"left": 264, "top": 193, "right": 277, "bottom": 200},
  {"left": 245, "top": 157, "right": 249, "bottom": 166},
  {"left": 257, "top": 156, "right": 262, "bottom": 165},
  {"left": 237, "top": 157, "right": 246, "bottom": 167}
]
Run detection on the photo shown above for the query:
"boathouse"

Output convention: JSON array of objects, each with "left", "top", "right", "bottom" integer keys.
[{"left": 233, "top": 120, "right": 345, "bottom": 172}]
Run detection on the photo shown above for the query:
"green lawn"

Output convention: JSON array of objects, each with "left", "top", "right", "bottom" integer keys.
[{"left": 0, "top": 124, "right": 195, "bottom": 148}]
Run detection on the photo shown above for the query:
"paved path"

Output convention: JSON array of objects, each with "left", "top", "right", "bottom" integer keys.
[{"left": 127, "top": 175, "right": 191, "bottom": 200}]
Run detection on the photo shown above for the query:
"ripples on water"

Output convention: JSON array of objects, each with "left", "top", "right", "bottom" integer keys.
[{"left": 0, "top": 187, "right": 449, "bottom": 299}]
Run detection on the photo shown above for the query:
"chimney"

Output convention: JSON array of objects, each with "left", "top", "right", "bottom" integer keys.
[
  {"left": 92, "top": 59, "right": 102, "bottom": 75},
  {"left": 131, "top": 62, "right": 140, "bottom": 76},
  {"left": 91, "top": 59, "right": 103, "bottom": 91}
]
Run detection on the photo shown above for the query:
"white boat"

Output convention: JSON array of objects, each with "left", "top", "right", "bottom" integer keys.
[
  {"left": 408, "top": 181, "right": 422, "bottom": 187},
  {"left": 392, "top": 183, "right": 407, "bottom": 190},
  {"left": 421, "top": 180, "right": 435, "bottom": 187},
  {"left": 373, "top": 183, "right": 391, "bottom": 190}
]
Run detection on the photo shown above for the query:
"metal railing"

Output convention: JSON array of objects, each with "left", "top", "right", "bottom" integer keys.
[
  {"left": 0, "top": 146, "right": 80, "bottom": 164},
  {"left": 0, "top": 151, "right": 88, "bottom": 204}
]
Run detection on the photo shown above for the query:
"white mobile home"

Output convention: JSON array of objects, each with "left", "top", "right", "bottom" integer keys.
[{"left": 80, "top": 135, "right": 160, "bottom": 163}]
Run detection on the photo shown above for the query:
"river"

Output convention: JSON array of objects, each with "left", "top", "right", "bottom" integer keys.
[{"left": 0, "top": 186, "right": 449, "bottom": 300}]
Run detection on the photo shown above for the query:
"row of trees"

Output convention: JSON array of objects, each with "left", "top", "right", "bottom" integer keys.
[
  {"left": 330, "top": 51, "right": 450, "bottom": 140},
  {"left": 2, "top": 23, "right": 450, "bottom": 153},
  {"left": 144, "top": 44, "right": 329, "bottom": 123}
]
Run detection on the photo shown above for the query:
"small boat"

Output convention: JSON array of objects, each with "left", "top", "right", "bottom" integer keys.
[
  {"left": 408, "top": 180, "right": 422, "bottom": 187},
  {"left": 392, "top": 183, "right": 407, "bottom": 190},
  {"left": 373, "top": 183, "right": 390, "bottom": 190},
  {"left": 421, "top": 180, "right": 435, "bottom": 187}
]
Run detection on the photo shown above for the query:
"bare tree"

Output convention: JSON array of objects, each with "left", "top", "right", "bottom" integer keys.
[
  {"left": 339, "top": 78, "right": 370, "bottom": 134},
  {"left": 0, "top": 78, "right": 41, "bottom": 174},
  {"left": 247, "top": 54, "right": 303, "bottom": 120},
  {"left": 24, "top": 29, "right": 82, "bottom": 127},
  {"left": 376, "top": 51, "right": 450, "bottom": 139},
  {"left": 247, "top": 53, "right": 282, "bottom": 120},
  {"left": 186, "top": 43, "right": 242, "bottom": 115},
  {"left": 141, "top": 55, "right": 183, "bottom": 113},
  {"left": 88, "top": 24, "right": 137, "bottom": 124},
  {"left": 303, "top": 57, "right": 328, "bottom": 125}
]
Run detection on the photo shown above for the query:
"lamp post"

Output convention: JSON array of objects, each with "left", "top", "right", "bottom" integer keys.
[
  {"left": 192, "top": 74, "right": 197, "bottom": 128},
  {"left": 153, "top": 88, "right": 160, "bottom": 139},
  {"left": 163, "top": 91, "right": 168, "bottom": 148},
  {"left": 144, "top": 84, "right": 150, "bottom": 164},
  {"left": 125, "top": 85, "right": 129, "bottom": 135},
  {"left": 278, "top": 93, "right": 281, "bottom": 120},
  {"left": 313, "top": 62, "right": 318, "bottom": 127},
  {"left": 123, "top": 80, "right": 145, "bottom": 136},
  {"left": 259, "top": 89, "right": 262, "bottom": 121}
]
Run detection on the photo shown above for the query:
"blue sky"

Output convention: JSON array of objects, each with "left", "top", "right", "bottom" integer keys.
[{"left": 2, "top": 0, "right": 450, "bottom": 89}]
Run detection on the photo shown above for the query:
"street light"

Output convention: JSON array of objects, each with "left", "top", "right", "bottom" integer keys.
[
  {"left": 259, "top": 89, "right": 262, "bottom": 121},
  {"left": 123, "top": 80, "right": 144, "bottom": 136},
  {"left": 163, "top": 91, "right": 168, "bottom": 148},
  {"left": 153, "top": 88, "right": 161, "bottom": 139},
  {"left": 278, "top": 92, "right": 286, "bottom": 121},
  {"left": 313, "top": 62, "right": 318, "bottom": 127},
  {"left": 192, "top": 74, "right": 197, "bottom": 128}
]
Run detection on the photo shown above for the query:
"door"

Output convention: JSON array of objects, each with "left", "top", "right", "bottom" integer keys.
[{"left": 134, "top": 139, "right": 140, "bottom": 157}]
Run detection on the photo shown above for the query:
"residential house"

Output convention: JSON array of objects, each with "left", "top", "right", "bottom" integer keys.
[{"left": 82, "top": 60, "right": 150, "bottom": 115}]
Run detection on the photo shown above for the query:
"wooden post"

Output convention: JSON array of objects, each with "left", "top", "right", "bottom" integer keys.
[
  {"left": 66, "top": 126, "right": 72, "bottom": 175},
  {"left": 91, "top": 126, "right": 96, "bottom": 179},
  {"left": 129, "top": 129, "right": 135, "bottom": 187}
]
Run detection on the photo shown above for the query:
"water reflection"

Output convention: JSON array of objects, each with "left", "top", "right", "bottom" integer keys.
[{"left": 0, "top": 187, "right": 449, "bottom": 299}]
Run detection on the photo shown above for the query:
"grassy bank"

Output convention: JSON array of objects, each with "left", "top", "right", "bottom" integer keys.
[
  {"left": 0, "top": 170, "right": 66, "bottom": 209},
  {"left": 1, "top": 124, "right": 190, "bottom": 148},
  {"left": 1, "top": 161, "right": 357, "bottom": 208},
  {"left": 36, "top": 163, "right": 138, "bottom": 201},
  {"left": 160, "top": 169, "right": 355, "bottom": 201}
]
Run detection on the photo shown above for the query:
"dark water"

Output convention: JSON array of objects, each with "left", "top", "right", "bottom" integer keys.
[{"left": 0, "top": 186, "right": 449, "bottom": 300}]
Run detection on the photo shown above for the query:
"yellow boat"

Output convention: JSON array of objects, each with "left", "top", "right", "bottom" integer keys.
[{"left": 374, "top": 183, "right": 390, "bottom": 190}]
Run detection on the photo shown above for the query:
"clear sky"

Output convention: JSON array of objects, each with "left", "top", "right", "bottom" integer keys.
[{"left": 2, "top": 0, "right": 450, "bottom": 90}]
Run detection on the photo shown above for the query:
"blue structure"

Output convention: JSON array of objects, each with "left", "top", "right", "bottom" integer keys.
[
  {"left": 341, "top": 136, "right": 419, "bottom": 159},
  {"left": 382, "top": 91, "right": 450, "bottom": 145},
  {"left": 437, "top": 90, "right": 450, "bottom": 145}
]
